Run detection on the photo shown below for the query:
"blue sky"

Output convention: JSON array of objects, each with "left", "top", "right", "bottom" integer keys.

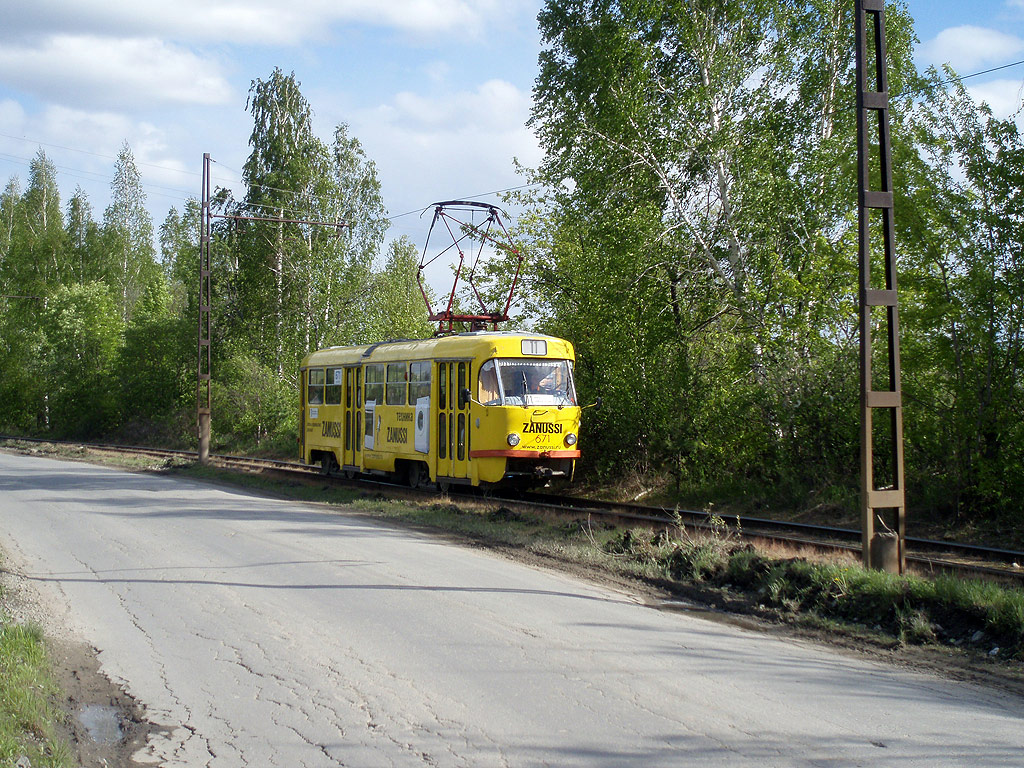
[{"left": 1, "top": 0, "right": 1023, "bottom": 260}]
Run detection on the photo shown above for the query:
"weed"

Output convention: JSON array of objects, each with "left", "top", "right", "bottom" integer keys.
[
  {"left": 0, "top": 614, "right": 72, "bottom": 768},
  {"left": 896, "top": 605, "right": 937, "bottom": 645}
]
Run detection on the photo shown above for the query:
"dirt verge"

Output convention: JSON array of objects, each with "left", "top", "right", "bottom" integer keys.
[
  {"left": 1, "top": 555, "right": 161, "bottom": 768},
  {"left": 48, "top": 638, "right": 158, "bottom": 768}
]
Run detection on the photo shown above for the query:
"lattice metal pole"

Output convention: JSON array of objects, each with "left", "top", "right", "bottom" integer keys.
[
  {"left": 198, "top": 153, "right": 213, "bottom": 464},
  {"left": 856, "top": 0, "right": 906, "bottom": 573}
]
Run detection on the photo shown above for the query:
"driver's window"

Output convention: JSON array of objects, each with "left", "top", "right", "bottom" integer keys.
[{"left": 478, "top": 360, "right": 500, "bottom": 405}]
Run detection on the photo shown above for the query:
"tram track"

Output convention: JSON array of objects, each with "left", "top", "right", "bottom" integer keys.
[
  {"left": 3, "top": 435, "right": 1022, "bottom": 583},
  {"left": 504, "top": 489, "right": 1024, "bottom": 582}
]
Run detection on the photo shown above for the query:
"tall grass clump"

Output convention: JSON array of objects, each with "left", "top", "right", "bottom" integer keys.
[
  {"left": 597, "top": 521, "right": 1024, "bottom": 659},
  {"left": 720, "top": 552, "right": 1024, "bottom": 658},
  {"left": 0, "top": 613, "right": 72, "bottom": 767}
]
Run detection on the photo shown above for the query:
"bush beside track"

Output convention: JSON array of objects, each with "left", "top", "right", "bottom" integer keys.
[{"left": 603, "top": 527, "right": 1024, "bottom": 660}]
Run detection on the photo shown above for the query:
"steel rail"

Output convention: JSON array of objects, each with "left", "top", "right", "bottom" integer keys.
[{"left": 510, "top": 490, "right": 1024, "bottom": 567}]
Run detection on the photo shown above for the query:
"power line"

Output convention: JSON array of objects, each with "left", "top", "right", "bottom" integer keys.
[
  {"left": 0, "top": 130, "right": 197, "bottom": 177},
  {"left": 937, "top": 58, "right": 1024, "bottom": 86},
  {"left": 387, "top": 183, "right": 540, "bottom": 221}
]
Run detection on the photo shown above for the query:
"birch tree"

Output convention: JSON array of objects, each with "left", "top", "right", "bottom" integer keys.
[
  {"left": 527, "top": 0, "right": 919, "bottom": 494},
  {"left": 103, "top": 142, "right": 158, "bottom": 322}
]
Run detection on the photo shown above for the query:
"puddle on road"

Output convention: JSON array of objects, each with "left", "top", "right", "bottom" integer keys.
[{"left": 76, "top": 704, "right": 124, "bottom": 744}]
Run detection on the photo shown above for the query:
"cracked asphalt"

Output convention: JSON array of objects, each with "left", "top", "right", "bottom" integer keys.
[{"left": 1, "top": 451, "right": 1023, "bottom": 767}]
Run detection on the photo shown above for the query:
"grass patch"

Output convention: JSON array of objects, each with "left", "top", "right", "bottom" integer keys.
[
  {"left": 0, "top": 603, "right": 72, "bottom": 767},
  {"left": 603, "top": 526, "right": 1024, "bottom": 660}
]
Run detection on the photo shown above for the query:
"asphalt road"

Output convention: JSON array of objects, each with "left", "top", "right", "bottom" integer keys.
[{"left": 0, "top": 451, "right": 1022, "bottom": 767}]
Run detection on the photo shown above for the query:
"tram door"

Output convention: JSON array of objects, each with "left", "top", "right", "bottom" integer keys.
[
  {"left": 436, "top": 361, "right": 470, "bottom": 481},
  {"left": 341, "top": 366, "right": 361, "bottom": 469}
]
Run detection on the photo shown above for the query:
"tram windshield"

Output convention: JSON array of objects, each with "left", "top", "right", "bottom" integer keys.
[{"left": 478, "top": 359, "right": 577, "bottom": 407}]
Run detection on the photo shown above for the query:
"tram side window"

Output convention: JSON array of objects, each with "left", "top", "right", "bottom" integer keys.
[
  {"left": 457, "top": 362, "right": 467, "bottom": 409},
  {"left": 409, "top": 361, "right": 430, "bottom": 402},
  {"left": 325, "top": 368, "right": 342, "bottom": 405},
  {"left": 308, "top": 368, "right": 325, "bottom": 405},
  {"left": 355, "top": 369, "right": 362, "bottom": 451},
  {"left": 478, "top": 360, "right": 500, "bottom": 405},
  {"left": 365, "top": 364, "right": 385, "bottom": 404},
  {"left": 386, "top": 363, "right": 407, "bottom": 406}
]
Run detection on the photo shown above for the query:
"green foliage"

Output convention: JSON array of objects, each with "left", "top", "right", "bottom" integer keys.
[
  {"left": 0, "top": 73, "right": 427, "bottom": 454},
  {"left": 898, "top": 69, "right": 1024, "bottom": 520},
  {"left": 103, "top": 142, "right": 159, "bottom": 323},
  {"left": 211, "top": 347, "right": 297, "bottom": 455},
  {"left": 232, "top": 70, "right": 393, "bottom": 375},
  {"left": 116, "top": 281, "right": 194, "bottom": 443},
  {"left": 40, "top": 282, "right": 123, "bottom": 437},
  {"left": 362, "top": 236, "right": 435, "bottom": 342},
  {"left": 0, "top": 615, "right": 72, "bottom": 768},
  {"left": 0, "top": 145, "right": 164, "bottom": 441},
  {"left": 526, "top": 0, "right": 1021, "bottom": 526}
]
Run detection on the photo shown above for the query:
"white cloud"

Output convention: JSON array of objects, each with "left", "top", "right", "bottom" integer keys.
[
  {"left": 425, "top": 61, "right": 453, "bottom": 85},
  {"left": 2, "top": 0, "right": 505, "bottom": 45},
  {"left": 0, "top": 100, "right": 204, "bottom": 225},
  {"left": 0, "top": 99, "right": 28, "bottom": 128},
  {"left": 966, "top": 79, "right": 1024, "bottom": 120},
  {"left": 39, "top": 106, "right": 190, "bottom": 186},
  {"left": 348, "top": 79, "right": 540, "bottom": 231},
  {"left": 0, "top": 35, "right": 233, "bottom": 110},
  {"left": 387, "top": 79, "right": 533, "bottom": 132},
  {"left": 919, "top": 25, "right": 1024, "bottom": 72}
]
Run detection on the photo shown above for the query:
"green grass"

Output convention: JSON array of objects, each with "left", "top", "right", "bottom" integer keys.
[
  {"left": 0, "top": 605, "right": 72, "bottom": 768},
  {"left": 603, "top": 527, "right": 1024, "bottom": 659}
]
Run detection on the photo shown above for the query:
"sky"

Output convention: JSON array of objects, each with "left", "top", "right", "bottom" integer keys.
[{"left": 2, "top": 0, "right": 1024, "bottom": 264}]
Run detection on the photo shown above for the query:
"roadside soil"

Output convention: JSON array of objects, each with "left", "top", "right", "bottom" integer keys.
[
  {"left": 0, "top": 552, "right": 161, "bottom": 768},
  {"left": 49, "top": 639, "right": 159, "bottom": 768}
]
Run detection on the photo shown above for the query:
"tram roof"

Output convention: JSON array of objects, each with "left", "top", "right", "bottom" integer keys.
[{"left": 300, "top": 331, "right": 575, "bottom": 369}]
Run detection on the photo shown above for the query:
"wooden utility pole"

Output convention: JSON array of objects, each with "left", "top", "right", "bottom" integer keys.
[{"left": 855, "top": 0, "right": 906, "bottom": 573}]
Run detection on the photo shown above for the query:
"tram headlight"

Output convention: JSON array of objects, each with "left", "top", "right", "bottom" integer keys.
[
  {"left": 507, "top": 432, "right": 521, "bottom": 447},
  {"left": 564, "top": 432, "right": 578, "bottom": 447}
]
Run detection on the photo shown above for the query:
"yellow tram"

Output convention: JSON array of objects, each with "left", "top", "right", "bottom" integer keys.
[{"left": 299, "top": 331, "right": 581, "bottom": 487}]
